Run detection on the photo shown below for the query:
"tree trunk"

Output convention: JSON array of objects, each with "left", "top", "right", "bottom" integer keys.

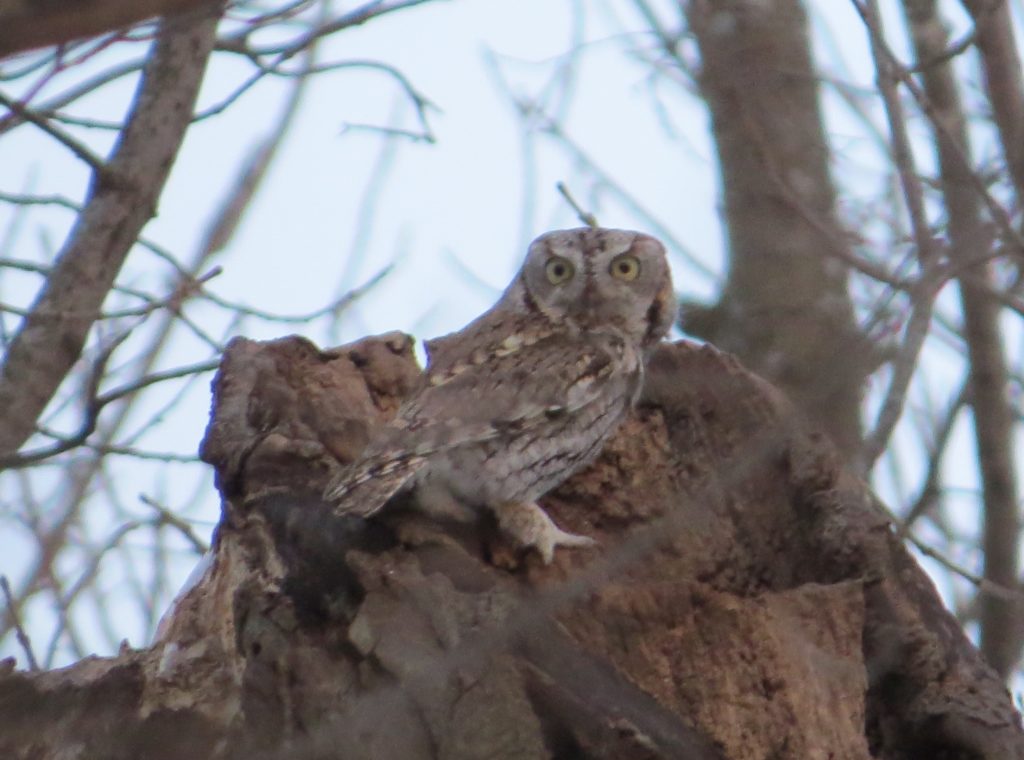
[
  {"left": 0, "top": 332, "right": 1019, "bottom": 759},
  {"left": 682, "top": 0, "right": 869, "bottom": 463}
]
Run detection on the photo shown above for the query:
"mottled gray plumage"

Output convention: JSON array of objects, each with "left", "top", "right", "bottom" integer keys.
[{"left": 324, "top": 227, "right": 675, "bottom": 562}]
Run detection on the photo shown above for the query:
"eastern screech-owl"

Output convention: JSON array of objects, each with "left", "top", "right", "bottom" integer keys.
[{"left": 324, "top": 227, "right": 675, "bottom": 563}]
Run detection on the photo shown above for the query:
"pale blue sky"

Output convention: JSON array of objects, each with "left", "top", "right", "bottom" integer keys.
[{"left": 0, "top": 0, "right": 1014, "bottom": 680}]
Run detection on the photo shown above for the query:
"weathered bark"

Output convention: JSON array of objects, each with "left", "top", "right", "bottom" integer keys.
[
  {"left": 682, "top": 0, "right": 870, "bottom": 462},
  {"left": 1, "top": 333, "right": 1020, "bottom": 759}
]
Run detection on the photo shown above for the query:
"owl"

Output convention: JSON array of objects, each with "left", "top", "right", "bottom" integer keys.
[{"left": 324, "top": 227, "right": 675, "bottom": 563}]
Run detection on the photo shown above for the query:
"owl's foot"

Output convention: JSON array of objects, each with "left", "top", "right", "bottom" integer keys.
[{"left": 494, "top": 501, "right": 597, "bottom": 564}]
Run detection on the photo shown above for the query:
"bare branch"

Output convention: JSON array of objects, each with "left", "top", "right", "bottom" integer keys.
[
  {"left": 217, "top": 1, "right": 443, "bottom": 58},
  {"left": 0, "top": 58, "right": 147, "bottom": 136},
  {"left": 0, "top": 91, "right": 108, "bottom": 175},
  {"left": 0, "top": 0, "right": 218, "bottom": 58},
  {"left": 904, "top": 530, "right": 1024, "bottom": 603},
  {"left": 889, "top": 0, "right": 1022, "bottom": 677},
  {"left": 84, "top": 443, "right": 201, "bottom": 464},
  {"left": 854, "top": 0, "right": 1024, "bottom": 259},
  {"left": 0, "top": 7, "right": 220, "bottom": 461},
  {"left": 140, "top": 494, "right": 209, "bottom": 554},
  {"left": 515, "top": 98, "right": 714, "bottom": 280},
  {"left": 0, "top": 576, "right": 39, "bottom": 670},
  {"left": 556, "top": 182, "right": 600, "bottom": 228},
  {"left": 862, "top": 274, "right": 943, "bottom": 470},
  {"left": 0, "top": 357, "right": 219, "bottom": 469},
  {"left": 857, "top": 0, "right": 938, "bottom": 266},
  {"left": 899, "top": 378, "right": 970, "bottom": 530},
  {"left": 200, "top": 265, "right": 392, "bottom": 324},
  {"left": 960, "top": 0, "right": 1024, "bottom": 207}
]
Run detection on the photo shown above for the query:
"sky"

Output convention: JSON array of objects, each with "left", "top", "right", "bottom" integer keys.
[{"left": 0, "top": 0, "right": 1016, "bottom": 686}]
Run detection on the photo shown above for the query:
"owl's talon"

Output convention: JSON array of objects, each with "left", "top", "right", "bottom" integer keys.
[
  {"left": 540, "top": 527, "right": 599, "bottom": 565},
  {"left": 495, "top": 500, "right": 597, "bottom": 565}
]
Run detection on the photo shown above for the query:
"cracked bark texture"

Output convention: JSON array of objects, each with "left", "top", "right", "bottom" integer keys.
[{"left": 1, "top": 333, "right": 1021, "bottom": 759}]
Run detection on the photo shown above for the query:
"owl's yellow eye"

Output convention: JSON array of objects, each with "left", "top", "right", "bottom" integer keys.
[
  {"left": 545, "top": 256, "right": 575, "bottom": 285},
  {"left": 610, "top": 254, "right": 641, "bottom": 281}
]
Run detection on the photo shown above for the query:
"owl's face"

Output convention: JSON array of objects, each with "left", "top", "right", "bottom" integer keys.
[{"left": 517, "top": 228, "right": 675, "bottom": 347}]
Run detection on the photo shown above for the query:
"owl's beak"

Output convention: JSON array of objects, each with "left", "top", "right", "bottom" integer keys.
[{"left": 579, "top": 279, "right": 600, "bottom": 312}]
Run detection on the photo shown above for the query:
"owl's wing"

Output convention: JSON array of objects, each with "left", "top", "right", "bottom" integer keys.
[
  {"left": 323, "top": 332, "right": 634, "bottom": 516},
  {"left": 323, "top": 446, "right": 430, "bottom": 517}
]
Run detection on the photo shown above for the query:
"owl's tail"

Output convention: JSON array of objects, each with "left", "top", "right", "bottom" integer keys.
[{"left": 323, "top": 450, "right": 428, "bottom": 518}]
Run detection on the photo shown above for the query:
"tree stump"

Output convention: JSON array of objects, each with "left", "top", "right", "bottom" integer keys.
[{"left": 2, "top": 333, "right": 1020, "bottom": 759}]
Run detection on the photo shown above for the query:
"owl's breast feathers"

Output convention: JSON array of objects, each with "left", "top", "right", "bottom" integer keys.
[{"left": 324, "top": 328, "right": 642, "bottom": 517}]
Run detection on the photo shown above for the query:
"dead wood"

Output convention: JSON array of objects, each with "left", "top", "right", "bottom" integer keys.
[{"left": 1, "top": 333, "right": 1020, "bottom": 759}]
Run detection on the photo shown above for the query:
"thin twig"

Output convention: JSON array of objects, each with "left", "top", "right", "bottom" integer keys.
[
  {"left": 85, "top": 443, "right": 201, "bottom": 463},
  {"left": 140, "top": 494, "right": 210, "bottom": 554},
  {"left": 899, "top": 378, "right": 970, "bottom": 531},
  {"left": 0, "top": 576, "right": 39, "bottom": 670},
  {"left": 853, "top": 0, "right": 1024, "bottom": 259},
  {"left": 862, "top": 272, "right": 944, "bottom": 470},
  {"left": 0, "top": 91, "right": 110, "bottom": 177},
  {"left": 516, "top": 98, "right": 712, "bottom": 278},
  {"left": 556, "top": 182, "right": 600, "bottom": 228},
  {"left": 201, "top": 265, "right": 392, "bottom": 324},
  {"left": 0, "top": 357, "right": 220, "bottom": 469},
  {"left": 904, "top": 531, "right": 1023, "bottom": 602}
]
